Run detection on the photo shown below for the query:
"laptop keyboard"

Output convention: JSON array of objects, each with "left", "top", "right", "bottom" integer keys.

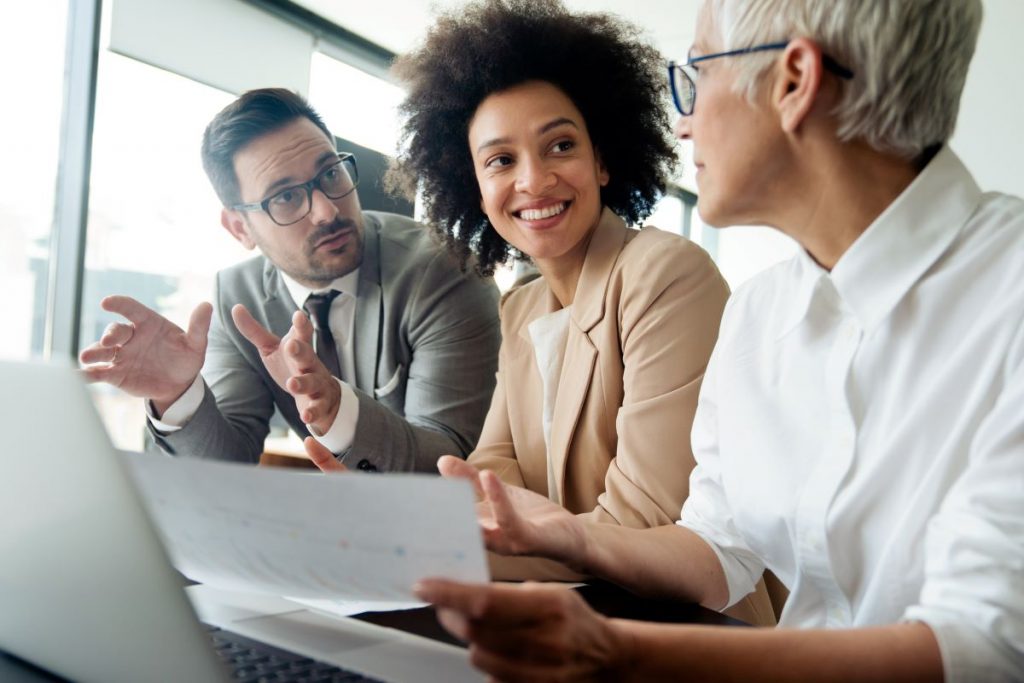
[{"left": 205, "top": 625, "right": 382, "bottom": 682}]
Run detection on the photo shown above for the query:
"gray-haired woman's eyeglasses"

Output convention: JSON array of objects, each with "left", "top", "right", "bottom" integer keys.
[{"left": 669, "top": 42, "right": 854, "bottom": 116}]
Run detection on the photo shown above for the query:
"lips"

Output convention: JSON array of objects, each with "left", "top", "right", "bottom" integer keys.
[
  {"left": 311, "top": 220, "right": 355, "bottom": 251},
  {"left": 315, "top": 230, "right": 351, "bottom": 250}
]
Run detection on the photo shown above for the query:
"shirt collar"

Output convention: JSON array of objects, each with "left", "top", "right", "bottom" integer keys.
[
  {"left": 781, "top": 146, "right": 982, "bottom": 336},
  {"left": 280, "top": 267, "right": 361, "bottom": 311}
]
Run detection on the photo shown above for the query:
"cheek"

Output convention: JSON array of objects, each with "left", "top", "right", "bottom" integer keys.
[
  {"left": 272, "top": 230, "right": 311, "bottom": 260},
  {"left": 476, "top": 177, "right": 506, "bottom": 221}
]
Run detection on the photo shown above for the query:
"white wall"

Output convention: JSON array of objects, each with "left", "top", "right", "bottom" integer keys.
[{"left": 950, "top": 0, "right": 1024, "bottom": 198}]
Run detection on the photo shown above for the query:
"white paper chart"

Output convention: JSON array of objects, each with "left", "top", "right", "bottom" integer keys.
[{"left": 123, "top": 453, "right": 488, "bottom": 601}]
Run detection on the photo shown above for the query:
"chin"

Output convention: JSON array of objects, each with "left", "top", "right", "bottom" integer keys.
[
  {"left": 694, "top": 196, "right": 733, "bottom": 229},
  {"left": 695, "top": 201, "right": 719, "bottom": 228}
]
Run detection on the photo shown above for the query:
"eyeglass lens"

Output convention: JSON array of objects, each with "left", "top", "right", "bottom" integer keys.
[
  {"left": 267, "top": 157, "right": 358, "bottom": 225},
  {"left": 671, "top": 65, "right": 696, "bottom": 115}
]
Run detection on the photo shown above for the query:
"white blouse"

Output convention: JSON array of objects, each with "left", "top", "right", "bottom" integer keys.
[
  {"left": 679, "top": 147, "right": 1024, "bottom": 682},
  {"left": 528, "top": 306, "right": 573, "bottom": 504}
]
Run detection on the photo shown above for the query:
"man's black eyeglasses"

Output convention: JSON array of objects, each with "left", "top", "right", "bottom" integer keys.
[{"left": 232, "top": 153, "right": 359, "bottom": 226}]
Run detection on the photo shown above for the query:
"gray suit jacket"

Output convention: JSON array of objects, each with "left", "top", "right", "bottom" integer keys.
[{"left": 148, "top": 211, "right": 501, "bottom": 472}]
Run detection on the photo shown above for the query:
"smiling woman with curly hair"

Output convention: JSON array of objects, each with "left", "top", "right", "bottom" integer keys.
[
  {"left": 390, "top": 0, "right": 677, "bottom": 275},
  {"left": 388, "top": 0, "right": 772, "bottom": 625}
]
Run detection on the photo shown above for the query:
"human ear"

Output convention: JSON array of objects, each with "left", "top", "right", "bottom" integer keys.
[
  {"left": 774, "top": 37, "right": 824, "bottom": 134},
  {"left": 221, "top": 208, "right": 257, "bottom": 250},
  {"left": 595, "top": 149, "right": 610, "bottom": 187}
]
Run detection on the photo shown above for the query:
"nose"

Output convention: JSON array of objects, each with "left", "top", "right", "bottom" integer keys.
[
  {"left": 308, "top": 187, "right": 340, "bottom": 225},
  {"left": 673, "top": 116, "right": 692, "bottom": 141},
  {"left": 514, "top": 155, "right": 557, "bottom": 195}
]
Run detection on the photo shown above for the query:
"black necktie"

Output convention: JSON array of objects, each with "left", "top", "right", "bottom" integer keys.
[{"left": 303, "top": 290, "right": 342, "bottom": 380}]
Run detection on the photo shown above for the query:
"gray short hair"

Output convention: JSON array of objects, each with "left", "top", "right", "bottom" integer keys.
[{"left": 702, "top": 0, "right": 983, "bottom": 159}]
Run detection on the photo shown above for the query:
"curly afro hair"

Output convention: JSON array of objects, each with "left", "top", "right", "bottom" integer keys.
[{"left": 388, "top": 0, "right": 678, "bottom": 276}]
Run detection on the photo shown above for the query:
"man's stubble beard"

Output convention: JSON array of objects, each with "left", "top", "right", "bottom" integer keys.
[{"left": 301, "top": 217, "right": 363, "bottom": 286}]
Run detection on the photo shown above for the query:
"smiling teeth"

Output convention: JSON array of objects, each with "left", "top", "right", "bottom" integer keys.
[{"left": 519, "top": 202, "right": 567, "bottom": 221}]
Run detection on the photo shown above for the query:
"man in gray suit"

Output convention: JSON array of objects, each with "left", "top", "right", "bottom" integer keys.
[{"left": 79, "top": 88, "right": 500, "bottom": 472}]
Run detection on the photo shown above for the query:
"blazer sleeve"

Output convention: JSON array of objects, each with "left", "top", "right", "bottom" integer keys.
[
  {"left": 475, "top": 352, "right": 584, "bottom": 580},
  {"left": 466, "top": 314, "right": 527, "bottom": 488},
  {"left": 345, "top": 250, "right": 501, "bottom": 473},
  {"left": 588, "top": 238, "right": 729, "bottom": 528},
  {"left": 146, "top": 273, "right": 275, "bottom": 463}
]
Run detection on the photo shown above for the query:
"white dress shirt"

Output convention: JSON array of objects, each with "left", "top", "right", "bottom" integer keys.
[
  {"left": 678, "top": 147, "right": 1024, "bottom": 682},
  {"left": 150, "top": 268, "right": 362, "bottom": 455}
]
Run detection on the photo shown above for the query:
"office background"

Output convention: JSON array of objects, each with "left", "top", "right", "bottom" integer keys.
[{"left": 1, "top": 0, "right": 1020, "bottom": 450}]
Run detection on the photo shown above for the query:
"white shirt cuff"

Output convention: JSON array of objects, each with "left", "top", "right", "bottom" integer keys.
[
  {"left": 309, "top": 379, "right": 359, "bottom": 455},
  {"left": 676, "top": 519, "right": 764, "bottom": 611},
  {"left": 146, "top": 375, "right": 204, "bottom": 433}
]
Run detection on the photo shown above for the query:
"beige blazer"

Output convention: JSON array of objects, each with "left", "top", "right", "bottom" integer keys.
[{"left": 469, "top": 210, "right": 775, "bottom": 625}]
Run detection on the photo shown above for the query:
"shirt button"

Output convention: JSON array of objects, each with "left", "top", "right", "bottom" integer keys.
[{"left": 357, "top": 459, "right": 377, "bottom": 472}]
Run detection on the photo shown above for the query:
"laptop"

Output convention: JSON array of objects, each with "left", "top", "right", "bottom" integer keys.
[{"left": 0, "top": 360, "right": 479, "bottom": 683}]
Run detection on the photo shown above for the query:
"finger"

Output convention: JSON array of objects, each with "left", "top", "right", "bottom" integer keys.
[
  {"left": 286, "top": 337, "right": 319, "bottom": 375},
  {"left": 435, "top": 607, "right": 471, "bottom": 642},
  {"left": 438, "top": 455, "right": 484, "bottom": 498},
  {"left": 298, "top": 396, "right": 336, "bottom": 425},
  {"left": 80, "top": 364, "right": 116, "bottom": 384},
  {"left": 187, "top": 302, "right": 213, "bottom": 348},
  {"left": 286, "top": 371, "right": 327, "bottom": 398},
  {"left": 480, "top": 471, "right": 521, "bottom": 534},
  {"left": 414, "top": 579, "right": 491, "bottom": 620},
  {"left": 303, "top": 436, "right": 347, "bottom": 472},
  {"left": 469, "top": 644, "right": 551, "bottom": 683},
  {"left": 99, "top": 321, "right": 135, "bottom": 347},
  {"left": 416, "top": 579, "right": 556, "bottom": 626},
  {"left": 101, "top": 295, "right": 156, "bottom": 324},
  {"left": 79, "top": 342, "right": 118, "bottom": 365},
  {"left": 231, "top": 304, "right": 281, "bottom": 354},
  {"left": 292, "top": 309, "right": 315, "bottom": 345},
  {"left": 417, "top": 581, "right": 568, "bottom": 632}
]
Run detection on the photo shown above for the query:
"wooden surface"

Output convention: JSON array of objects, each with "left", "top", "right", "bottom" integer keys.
[{"left": 259, "top": 433, "right": 317, "bottom": 469}]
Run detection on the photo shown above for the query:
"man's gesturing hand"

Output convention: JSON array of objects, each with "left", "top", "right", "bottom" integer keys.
[
  {"left": 79, "top": 296, "right": 212, "bottom": 413},
  {"left": 232, "top": 305, "right": 342, "bottom": 436}
]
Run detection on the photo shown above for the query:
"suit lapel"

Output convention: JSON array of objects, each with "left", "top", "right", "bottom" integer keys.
[
  {"left": 546, "top": 330, "right": 597, "bottom": 503},
  {"left": 546, "top": 209, "right": 628, "bottom": 503},
  {"left": 353, "top": 215, "right": 382, "bottom": 393},
  {"left": 262, "top": 259, "right": 296, "bottom": 336}
]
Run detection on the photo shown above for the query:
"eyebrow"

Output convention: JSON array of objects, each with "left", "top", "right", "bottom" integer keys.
[
  {"left": 262, "top": 150, "right": 339, "bottom": 197},
  {"left": 475, "top": 117, "right": 580, "bottom": 155}
]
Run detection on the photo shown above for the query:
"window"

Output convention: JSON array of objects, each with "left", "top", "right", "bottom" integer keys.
[
  {"left": 0, "top": 3, "right": 68, "bottom": 361},
  {"left": 81, "top": 50, "right": 238, "bottom": 450},
  {"left": 646, "top": 194, "right": 685, "bottom": 236},
  {"left": 695, "top": 216, "right": 797, "bottom": 289},
  {"left": 308, "top": 52, "right": 404, "bottom": 156}
]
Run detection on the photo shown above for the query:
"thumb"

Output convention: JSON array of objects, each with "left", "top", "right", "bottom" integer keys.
[
  {"left": 438, "top": 455, "right": 484, "bottom": 498},
  {"left": 304, "top": 436, "right": 347, "bottom": 473},
  {"left": 187, "top": 302, "right": 213, "bottom": 348},
  {"left": 232, "top": 304, "right": 281, "bottom": 354}
]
